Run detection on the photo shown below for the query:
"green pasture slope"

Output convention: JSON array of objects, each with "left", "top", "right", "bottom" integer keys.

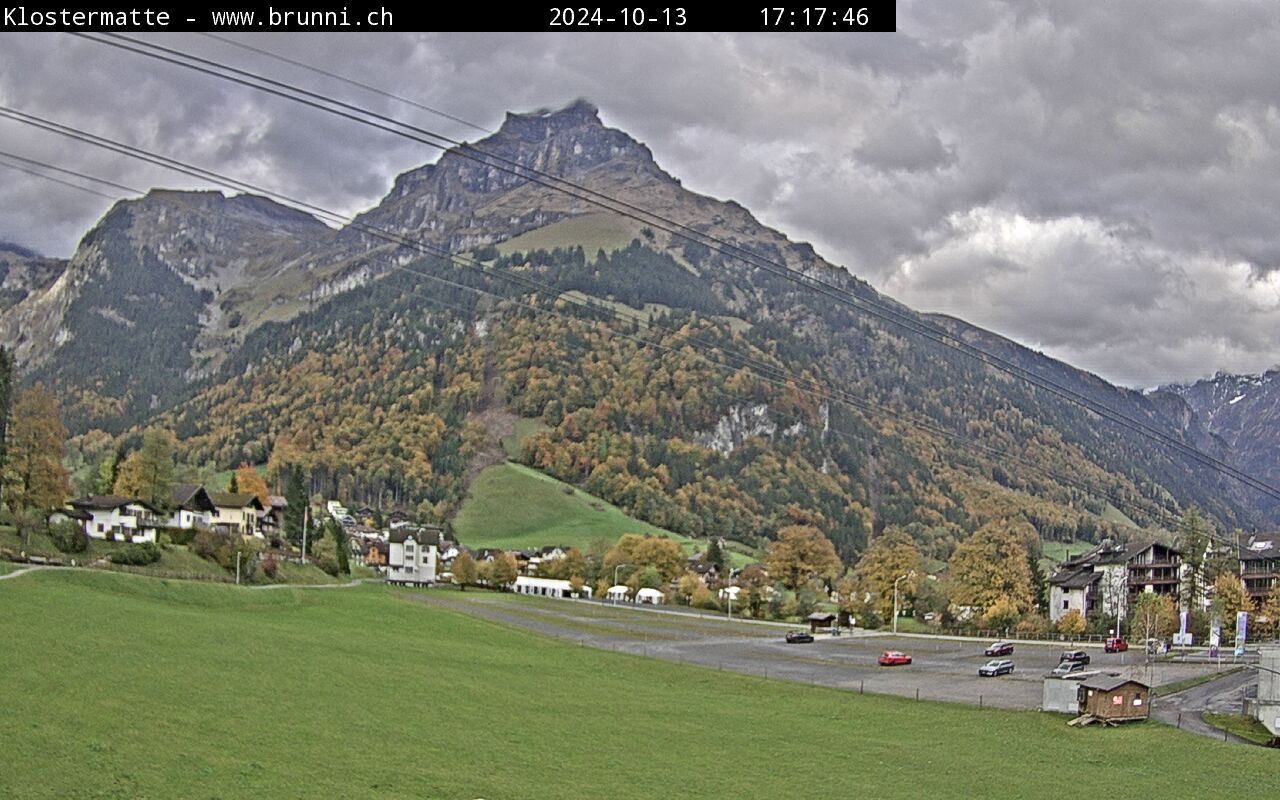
[
  {"left": 1, "top": 570, "right": 1275, "bottom": 799},
  {"left": 452, "top": 461, "right": 693, "bottom": 551}
]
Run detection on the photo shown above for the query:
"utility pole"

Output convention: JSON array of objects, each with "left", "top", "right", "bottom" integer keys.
[
  {"left": 301, "top": 505, "right": 309, "bottom": 565},
  {"left": 235, "top": 550, "right": 241, "bottom": 586},
  {"left": 893, "top": 572, "right": 914, "bottom": 635}
]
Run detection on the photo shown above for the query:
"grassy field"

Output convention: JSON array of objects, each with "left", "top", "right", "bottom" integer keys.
[
  {"left": 1041, "top": 540, "right": 1093, "bottom": 564},
  {"left": 1203, "top": 713, "right": 1277, "bottom": 746},
  {"left": 495, "top": 212, "right": 642, "bottom": 256},
  {"left": 499, "top": 417, "right": 550, "bottom": 459},
  {"left": 1, "top": 571, "right": 1276, "bottom": 799},
  {"left": 453, "top": 461, "right": 694, "bottom": 551}
]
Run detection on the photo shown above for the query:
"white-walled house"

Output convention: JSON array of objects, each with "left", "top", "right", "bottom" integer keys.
[
  {"left": 169, "top": 484, "right": 216, "bottom": 530},
  {"left": 1048, "top": 541, "right": 1182, "bottom": 624},
  {"left": 210, "top": 492, "right": 264, "bottom": 538},
  {"left": 66, "top": 496, "right": 165, "bottom": 543},
  {"left": 386, "top": 527, "right": 441, "bottom": 586},
  {"left": 513, "top": 575, "right": 591, "bottom": 599}
]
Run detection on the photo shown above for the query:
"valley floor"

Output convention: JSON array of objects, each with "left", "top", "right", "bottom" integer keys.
[{"left": 1, "top": 571, "right": 1276, "bottom": 799}]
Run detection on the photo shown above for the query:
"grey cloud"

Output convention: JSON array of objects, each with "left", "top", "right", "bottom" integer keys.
[{"left": 3, "top": 6, "right": 1280, "bottom": 387}]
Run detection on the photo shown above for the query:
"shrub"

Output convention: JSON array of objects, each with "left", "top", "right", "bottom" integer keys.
[
  {"left": 859, "top": 609, "right": 884, "bottom": 630},
  {"left": 49, "top": 520, "right": 89, "bottom": 554},
  {"left": 165, "top": 526, "right": 197, "bottom": 546},
  {"left": 108, "top": 542, "right": 162, "bottom": 566},
  {"left": 261, "top": 553, "right": 279, "bottom": 578}
]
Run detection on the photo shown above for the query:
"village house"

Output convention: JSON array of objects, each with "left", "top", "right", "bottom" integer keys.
[
  {"left": 169, "top": 484, "right": 217, "bottom": 530},
  {"left": 1239, "top": 534, "right": 1280, "bottom": 606},
  {"left": 210, "top": 492, "right": 264, "bottom": 538},
  {"left": 385, "top": 527, "right": 441, "bottom": 586},
  {"left": 64, "top": 496, "right": 166, "bottom": 543},
  {"left": 366, "top": 540, "right": 390, "bottom": 570},
  {"left": 1048, "top": 540, "right": 1181, "bottom": 624}
]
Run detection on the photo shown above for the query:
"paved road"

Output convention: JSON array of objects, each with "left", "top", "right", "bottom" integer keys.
[
  {"left": 1150, "top": 669, "right": 1259, "bottom": 743},
  {"left": 407, "top": 589, "right": 1230, "bottom": 711}
]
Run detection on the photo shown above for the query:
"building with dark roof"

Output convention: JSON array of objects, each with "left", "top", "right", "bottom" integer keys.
[
  {"left": 66, "top": 496, "right": 165, "bottom": 543},
  {"left": 169, "top": 484, "right": 216, "bottom": 530},
  {"left": 1048, "top": 540, "right": 1181, "bottom": 625},
  {"left": 209, "top": 492, "right": 265, "bottom": 538},
  {"left": 386, "top": 526, "right": 442, "bottom": 586},
  {"left": 1239, "top": 534, "right": 1280, "bottom": 604},
  {"left": 1078, "top": 675, "right": 1150, "bottom": 721}
]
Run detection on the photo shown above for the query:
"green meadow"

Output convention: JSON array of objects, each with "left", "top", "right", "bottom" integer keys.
[{"left": 1, "top": 570, "right": 1276, "bottom": 799}]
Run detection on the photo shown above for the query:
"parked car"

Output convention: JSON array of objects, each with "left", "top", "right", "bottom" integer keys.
[
  {"left": 984, "top": 641, "right": 1015, "bottom": 657},
  {"left": 1049, "top": 660, "right": 1088, "bottom": 677},
  {"left": 785, "top": 631, "right": 814, "bottom": 644},
  {"left": 978, "top": 659, "right": 1015, "bottom": 677},
  {"left": 1059, "top": 649, "right": 1091, "bottom": 665},
  {"left": 1104, "top": 637, "right": 1129, "bottom": 653},
  {"left": 878, "top": 650, "right": 913, "bottom": 666}
]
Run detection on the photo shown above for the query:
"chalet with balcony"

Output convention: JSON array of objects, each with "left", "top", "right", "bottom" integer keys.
[
  {"left": 66, "top": 496, "right": 166, "bottom": 543},
  {"left": 1239, "top": 534, "right": 1280, "bottom": 604},
  {"left": 169, "top": 484, "right": 216, "bottom": 530},
  {"left": 1049, "top": 540, "right": 1181, "bottom": 624},
  {"left": 209, "top": 492, "right": 264, "bottom": 538}
]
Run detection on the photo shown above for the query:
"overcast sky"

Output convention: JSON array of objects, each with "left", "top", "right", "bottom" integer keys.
[{"left": 2, "top": 2, "right": 1280, "bottom": 388}]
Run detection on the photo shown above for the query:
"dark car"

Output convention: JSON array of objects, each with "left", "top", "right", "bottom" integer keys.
[
  {"left": 1059, "top": 649, "right": 1091, "bottom": 665},
  {"left": 1049, "top": 660, "right": 1088, "bottom": 677},
  {"left": 1104, "top": 637, "right": 1128, "bottom": 653},
  {"left": 978, "top": 659, "right": 1015, "bottom": 677},
  {"left": 984, "top": 641, "right": 1015, "bottom": 657},
  {"left": 785, "top": 631, "right": 814, "bottom": 644}
]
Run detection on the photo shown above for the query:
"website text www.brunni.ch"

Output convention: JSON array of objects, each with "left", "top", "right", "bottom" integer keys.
[{"left": 3, "top": 6, "right": 394, "bottom": 28}]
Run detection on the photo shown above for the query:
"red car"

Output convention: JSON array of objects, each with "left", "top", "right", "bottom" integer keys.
[
  {"left": 878, "top": 650, "right": 912, "bottom": 666},
  {"left": 1105, "top": 637, "right": 1129, "bottom": 653}
]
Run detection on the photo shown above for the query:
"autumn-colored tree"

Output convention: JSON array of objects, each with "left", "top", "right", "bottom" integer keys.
[
  {"left": 113, "top": 428, "right": 177, "bottom": 511},
  {"left": 234, "top": 463, "right": 271, "bottom": 507},
  {"left": 568, "top": 574, "right": 586, "bottom": 597},
  {"left": 1260, "top": 585, "right": 1280, "bottom": 639},
  {"left": 982, "top": 596, "right": 1022, "bottom": 632},
  {"left": 853, "top": 529, "right": 922, "bottom": 619},
  {"left": 766, "top": 525, "right": 842, "bottom": 591},
  {"left": 946, "top": 519, "right": 1035, "bottom": 616},
  {"left": 1213, "top": 573, "right": 1251, "bottom": 635},
  {"left": 677, "top": 571, "right": 702, "bottom": 604},
  {"left": 489, "top": 552, "right": 519, "bottom": 589},
  {"left": 3, "top": 386, "right": 70, "bottom": 528},
  {"left": 452, "top": 551, "right": 478, "bottom": 590},
  {"left": 1056, "top": 608, "right": 1086, "bottom": 638},
  {"left": 1129, "top": 592, "right": 1177, "bottom": 645},
  {"left": 604, "top": 534, "right": 685, "bottom": 583}
]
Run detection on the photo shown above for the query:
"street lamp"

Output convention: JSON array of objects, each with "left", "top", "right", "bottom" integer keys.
[
  {"left": 612, "top": 563, "right": 632, "bottom": 604},
  {"left": 893, "top": 572, "right": 916, "bottom": 635}
]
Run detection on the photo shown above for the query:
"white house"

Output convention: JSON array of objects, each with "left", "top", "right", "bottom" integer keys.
[
  {"left": 386, "top": 527, "right": 441, "bottom": 586},
  {"left": 66, "top": 496, "right": 164, "bottom": 543},
  {"left": 1048, "top": 541, "right": 1182, "bottom": 625},
  {"left": 718, "top": 586, "right": 742, "bottom": 602},
  {"left": 169, "top": 484, "right": 216, "bottom": 530},
  {"left": 209, "top": 492, "right": 264, "bottom": 538},
  {"left": 513, "top": 575, "right": 591, "bottom": 599},
  {"left": 635, "top": 587, "right": 665, "bottom": 605},
  {"left": 606, "top": 585, "right": 630, "bottom": 602}
]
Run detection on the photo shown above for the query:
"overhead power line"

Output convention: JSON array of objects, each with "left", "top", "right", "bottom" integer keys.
[
  {"left": 0, "top": 106, "right": 1220, "bottom": 541},
  {"left": 74, "top": 31, "right": 1280, "bottom": 509}
]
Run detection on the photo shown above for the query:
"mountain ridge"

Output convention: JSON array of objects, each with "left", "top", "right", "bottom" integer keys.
[{"left": 3, "top": 100, "right": 1275, "bottom": 548}]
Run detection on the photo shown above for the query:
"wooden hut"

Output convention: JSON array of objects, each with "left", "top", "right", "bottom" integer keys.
[
  {"left": 1078, "top": 675, "right": 1150, "bottom": 722},
  {"left": 807, "top": 612, "right": 837, "bottom": 633}
]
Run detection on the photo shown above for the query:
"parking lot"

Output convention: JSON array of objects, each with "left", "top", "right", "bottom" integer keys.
[{"left": 409, "top": 591, "right": 1230, "bottom": 710}]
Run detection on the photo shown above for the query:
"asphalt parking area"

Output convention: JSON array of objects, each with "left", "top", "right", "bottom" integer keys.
[{"left": 408, "top": 590, "right": 1229, "bottom": 710}]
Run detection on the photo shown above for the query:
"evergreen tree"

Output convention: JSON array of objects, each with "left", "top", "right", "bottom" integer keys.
[
  {"left": 1178, "top": 507, "right": 1212, "bottom": 610},
  {"left": 1027, "top": 548, "right": 1048, "bottom": 615},
  {"left": 113, "top": 428, "right": 177, "bottom": 511},
  {"left": 704, "top": 537, "right": 727, "bottom": 572},
  {"left": 283, "top": 465, "right": 307, "bottom": 545}
]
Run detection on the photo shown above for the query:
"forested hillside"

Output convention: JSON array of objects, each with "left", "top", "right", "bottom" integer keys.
[{"left": 6, "top": 100, "right": 1273, "bottom": 564}]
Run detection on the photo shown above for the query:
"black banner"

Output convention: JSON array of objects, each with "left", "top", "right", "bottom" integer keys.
[{"left": 1, "top": 2, "right": 897, "bottom": 32}]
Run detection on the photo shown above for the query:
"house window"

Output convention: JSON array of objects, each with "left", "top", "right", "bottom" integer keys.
[
  {"left": 1062, "top": 600, "right": 1069, "bottom": 610},
  {"left": 98, "top": 523, "right": 105, "bottom": 533}
]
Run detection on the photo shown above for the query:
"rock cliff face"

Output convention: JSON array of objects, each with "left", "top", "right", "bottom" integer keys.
[{"left": 1164, "top": 370, "right": 1280, "bottom": 516}]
